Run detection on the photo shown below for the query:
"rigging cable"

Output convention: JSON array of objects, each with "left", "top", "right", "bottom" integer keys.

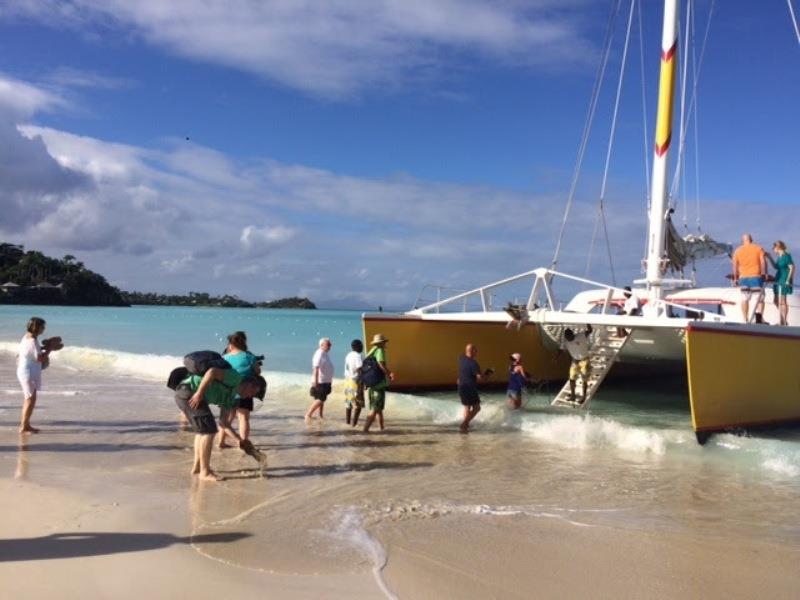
[
  {"left": 788, "top": 0, "right": 800, "bottom": 46},
  {"left": 675, "top": 0, "right": 692, "bottom": 229},
  {"left": 637, "top": 0, "right": 652, "bottom": 267},
  {"left": 669, "top": 0, "right": 716, "bottom": 200},
  {"left": 584, "top": 0, "right": 635, "bottom": 286},
  {"left": 691, "top": 0, "right": 702, "bottom": 231},
  {"left": 550, "top": 0, "right": 622, "bottom": 271},
  {"left": 681, "top": 0, "right": 695, "bottom": 231},
  {"left": 637, "top": 0, "right": 651, "bottom": 212}
]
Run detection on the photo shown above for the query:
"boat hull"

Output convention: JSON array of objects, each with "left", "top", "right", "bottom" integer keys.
[
  {"left": 362, "top": 313, "right": 569, "bottom": 390},
  {"left": 686, "top": 322, "right": 800, "bottom": 433}
]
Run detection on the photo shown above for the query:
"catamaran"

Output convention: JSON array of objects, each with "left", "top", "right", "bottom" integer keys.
[{"left": 363, "top": 0, "right": 800, "bottom": 442}]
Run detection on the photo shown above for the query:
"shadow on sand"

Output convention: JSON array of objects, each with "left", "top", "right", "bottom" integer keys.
[
  {"left": 260, "top": 439, "right": 439, "bottom": 450},
  {"left": 263, "top": 460, "right": 433, "bottom": 479},
  {"left": 0, "top": 443, "right": 183, "bottom": 453},
  {"left": 0, "top": 531, "right": 250, "bottom": 562}
]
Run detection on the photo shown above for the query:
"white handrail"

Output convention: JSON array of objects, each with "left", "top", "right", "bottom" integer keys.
[{"left": 409, "top": 265, "right": 729, "bottom": 323}]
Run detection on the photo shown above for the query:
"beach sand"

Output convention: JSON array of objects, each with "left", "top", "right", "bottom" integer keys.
[{"left": 1, "top": 354, "right": 798, "bottom": 599}]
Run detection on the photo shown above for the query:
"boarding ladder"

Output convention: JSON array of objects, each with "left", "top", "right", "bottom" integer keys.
[{"left": 551, "top": 327, "right": 630, "bottom": 408}]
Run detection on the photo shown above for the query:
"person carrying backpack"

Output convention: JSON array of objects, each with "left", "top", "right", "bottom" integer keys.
[
  {"left": 363, "top": 333, "right": 394, "bottom": 433},
  {"left": 175, "top": 364, "right": 264, "bottom": 481}
]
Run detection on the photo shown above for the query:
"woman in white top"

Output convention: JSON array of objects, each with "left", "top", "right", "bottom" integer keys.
[{"left": 17, "top": 317, "right": 50, "bottom": 434}]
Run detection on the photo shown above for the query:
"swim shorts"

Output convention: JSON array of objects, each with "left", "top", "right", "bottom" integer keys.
[
  {"left": 237, "top": 397, "right": 254, "bottom": 411},
  {"left": 569, "top": 358, "right": 591, "bottom": 380},
  {"left": 174, "top": 384, "right": 218, "bottom": 435},
  {"left": 739, "top": 276, "right": 764, "bottom": 289},
  {"left": 368, "top": 388, "right": 385, "bottom": 411},
  {"left": 310, "top": 382, "right": 332, "bottom": 402},
  {"left": 458, "top": 386, "right": 480, "bottom": 406},
  {"left": 344, "top": 378, "right": 365, "bottom": 408},
  {"left": 507, "top": 389, "right": 522, "bottom": 402}
]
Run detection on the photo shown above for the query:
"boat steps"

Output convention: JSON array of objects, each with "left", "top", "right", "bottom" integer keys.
[{"left": 551, "top": 327, "right": 630, "bottom": 408}]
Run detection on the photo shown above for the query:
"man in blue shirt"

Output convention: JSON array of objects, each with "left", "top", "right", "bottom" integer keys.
[{"left": 458, "top": 343, "right": 492, "bottom": 432}]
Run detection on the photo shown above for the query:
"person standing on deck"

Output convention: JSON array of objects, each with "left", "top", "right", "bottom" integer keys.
[
  {"left": 767, "top": 241, "right": 795, "bottom": 326},
  {"left": 457, "top": 343, "right": 493, "bottom": 432},
  {"left": 306, "top": 338, "right": 334, "bottom": 421},
  {"left": 363, "top": 334, "right": 394, "bottom": 432},
  {"left": 732, "top": 234, "right": 767, "bottom": 323}
]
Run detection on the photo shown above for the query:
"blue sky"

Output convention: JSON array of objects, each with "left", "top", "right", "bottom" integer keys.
[{"left": 0, "top": 0, "right": 798, "bottom": 308}]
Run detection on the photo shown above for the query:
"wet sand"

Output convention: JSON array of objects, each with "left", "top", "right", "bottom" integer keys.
[{"left": 1, "top": 354, "right": 798, "bottom": 599}]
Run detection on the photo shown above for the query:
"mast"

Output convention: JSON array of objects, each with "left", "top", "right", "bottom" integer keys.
[{"left": 645, "top": 0, "right": 679, "bottom": 297}]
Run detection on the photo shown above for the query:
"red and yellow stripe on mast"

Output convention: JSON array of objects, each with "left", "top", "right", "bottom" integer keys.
[
  {"left": 654, "top": 40, "right": 678, "bottom": 157},
  {"left": 645, "top": 0, "right": 679, "bottom": 290}
]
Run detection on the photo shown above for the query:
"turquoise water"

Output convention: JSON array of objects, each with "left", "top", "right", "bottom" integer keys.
[
  {"left": 2, "top": 303, "right": 800, "bottom": 486},
  {"left": 0, "top": 305, "right": 362, "bottom": 374}
]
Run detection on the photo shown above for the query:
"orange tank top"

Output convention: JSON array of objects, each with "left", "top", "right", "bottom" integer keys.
[{"left": 733, "top": 243, "right": 764, "bottom": 277}]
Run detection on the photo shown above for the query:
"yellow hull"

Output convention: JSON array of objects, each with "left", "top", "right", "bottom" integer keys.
[
  {"left": 686, "top": 323, "right": 800, "bottom": 433},
  {"left": 362, "top": 313, "right": 568, "bottom": 390}
]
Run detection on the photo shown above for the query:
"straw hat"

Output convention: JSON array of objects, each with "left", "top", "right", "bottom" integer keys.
[{"left": 371, "top": 333, "right": 389, "bottom": 345}]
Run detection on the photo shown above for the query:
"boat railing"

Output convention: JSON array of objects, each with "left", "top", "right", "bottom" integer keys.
[
  {"left": 408, "top": 267, "right": 729, "bottom": 323},
  {"left": 408, "top": 268, "right": 541, "bottom": 315},
  {"left": 412, "top": 284, "right": 482, "bottom": 313}
]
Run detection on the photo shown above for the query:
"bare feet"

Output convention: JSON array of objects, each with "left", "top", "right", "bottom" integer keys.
[
  {"left": 218, "top": 441, "right": 232, "bottom": 449},
  {"left": 199, "top": 471, "right": 221, "bottom": 482},
  {"left": 191, "top": 463, "right": 200, "bottom": 475},
  {"left": 19, "top": 426, "right": 40, "bottom": 434},
  {"left": 459, "top": 422, "right": 469, "bottom": 434}
]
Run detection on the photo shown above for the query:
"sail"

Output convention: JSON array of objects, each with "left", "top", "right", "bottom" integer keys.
[{"left": 665, "top": 217, "right": 732, "bottom": 272}]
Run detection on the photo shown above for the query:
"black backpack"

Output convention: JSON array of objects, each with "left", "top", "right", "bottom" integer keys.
[
  {"left": 360, "top": 353, "right": 385, "bottom": 389},
  {"left": 184, "top": 350, "right": 231, "bottom": 375},
  {"left": 166, "top": 366, "right": 190, "bottom": 390},
  {"left": 166, "top": 350, "right": 230, "bottom": 390}
]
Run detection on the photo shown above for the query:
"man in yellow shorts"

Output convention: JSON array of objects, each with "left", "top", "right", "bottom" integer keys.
[{"left": 562, "top": 325, "right": 593, "bottom": 404}]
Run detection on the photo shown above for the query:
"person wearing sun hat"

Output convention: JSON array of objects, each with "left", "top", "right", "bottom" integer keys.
[{"left": 363, "top": 333, "right": 394, "bottom": 432}]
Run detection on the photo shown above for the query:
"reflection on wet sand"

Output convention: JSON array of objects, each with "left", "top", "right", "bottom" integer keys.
[{"left": 14, "top": 434, "right": 28, "bottom": 480}]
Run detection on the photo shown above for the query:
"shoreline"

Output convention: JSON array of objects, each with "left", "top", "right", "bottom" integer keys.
[{"left": 2, "top": 357, "right": 799, "bottom": 598}]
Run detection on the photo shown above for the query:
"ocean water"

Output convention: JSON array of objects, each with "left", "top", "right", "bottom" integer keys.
[{"left": 2, "top": 304, "right": 800, "bottom": 590}]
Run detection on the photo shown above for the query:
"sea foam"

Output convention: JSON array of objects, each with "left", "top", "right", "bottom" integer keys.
[
  {"left": 0, "top": 341, "right": 310, "bottom": 388},
  {"left": 519, "top": 413, "right": 691, "bottom": 455},
  {"left": 327, "top": 508, "right": 397, "bottom": 600}
]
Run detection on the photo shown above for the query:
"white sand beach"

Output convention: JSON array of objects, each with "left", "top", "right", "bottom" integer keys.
[{"left": 1, "top": 355, "right": 799, "bottom": 599}]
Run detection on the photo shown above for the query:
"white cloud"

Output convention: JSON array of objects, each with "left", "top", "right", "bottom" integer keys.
[
  {"left": 2, "top": 0, "right": 594, "bottom": 98},
  {"left": 46, "top": 66, "right": 134, "bottom": 90},
  {"left": 161, "top": 253, "right": 194, "bottom": 274},
  {"left": 0, "top": 74, "right": 66, "bottom": 118},
  {"left": 2, "top": 76, "right": 796, "bottom": 308},
  {"left": 240, "top": 225, "right": 296, "bottom": 258}
]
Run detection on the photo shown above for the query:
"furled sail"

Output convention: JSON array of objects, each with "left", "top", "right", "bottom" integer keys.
[{"left": 665, "top": 217, "right": 732, "bottom": 272}]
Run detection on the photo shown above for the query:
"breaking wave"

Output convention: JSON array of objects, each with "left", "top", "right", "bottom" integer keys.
[{"left": 0, "top": 341, "right": 310, "bottom": 388}]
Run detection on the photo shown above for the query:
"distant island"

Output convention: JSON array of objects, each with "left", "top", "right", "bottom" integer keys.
[
  {"left": 0, "top": 243, "right": 315, "bottom": 309},
  {"left": 123, "top": 292, "right": 316, "bottom": 309}
]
